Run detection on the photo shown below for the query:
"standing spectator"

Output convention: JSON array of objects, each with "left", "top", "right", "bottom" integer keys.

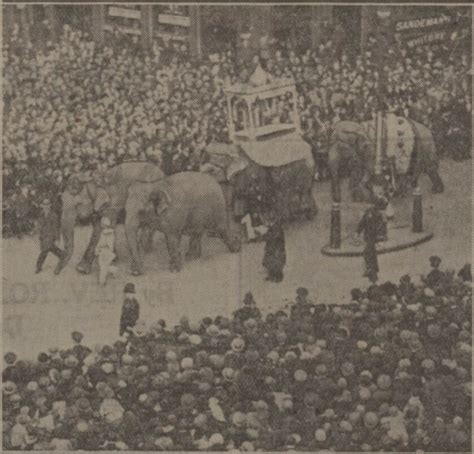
[
  {"left": 35, "top": 198, "right": 66, "bottom": 275},
  {"left": 119, "top": 283, "right": 140, "bottom": 337},
  {"left": 356, "top": 203, "right": 381, "bottom": 282},
  {"left": 262, "top": 215, "right": 286, "bottom": 283}
]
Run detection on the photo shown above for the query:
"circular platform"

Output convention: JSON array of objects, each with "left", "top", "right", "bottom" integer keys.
[{"left": 321, "top": 223, "right": 434, "bottom": 257}]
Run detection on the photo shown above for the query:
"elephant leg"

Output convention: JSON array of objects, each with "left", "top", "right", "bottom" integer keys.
[
  {"left": 425, "top": 161, "right": 444, "bottom": 194},
  {"left": 138, "top": 226, "right": 154, "bottom": 254},
  {"left": 185, "top": 233, "right": 202, "bottom": 260},
  {"left": 77, "top": 218, "right": 102, "bottom": 274},
  {"left": 348, "top": 158, "right": 368, "bottom": 202},
  {"left": 124, "top": 220, "right": 144, "bottom": 276},
  {"left": 165, "top": 233, "right": 182, "bottom": 272},
  {"left": 305, "top": 190, "right": 318, "bottom": 220}
]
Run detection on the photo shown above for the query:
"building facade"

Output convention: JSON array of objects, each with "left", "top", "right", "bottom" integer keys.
[{"left": 3, "top": 4, "right": 470, "bottom": 59}]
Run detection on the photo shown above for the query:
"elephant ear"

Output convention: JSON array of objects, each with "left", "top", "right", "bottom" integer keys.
[
  {"left": 149, "top": 189, "right": 171, "bottom": 215},
  {"left": 94, "top": 187, "right": 111, "bottom": 212}
]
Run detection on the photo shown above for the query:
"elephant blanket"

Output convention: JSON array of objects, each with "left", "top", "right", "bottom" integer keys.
[{"left": 362, "top": 114, "right": 415, "bottom": 174}]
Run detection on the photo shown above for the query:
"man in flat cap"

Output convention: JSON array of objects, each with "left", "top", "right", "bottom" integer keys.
[{"left": 35, "top": 198, "right": 66, "bottom": 275}]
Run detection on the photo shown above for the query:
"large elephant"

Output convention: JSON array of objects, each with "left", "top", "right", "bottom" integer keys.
[
  {"left": 202, "top": 139, "right": 318, "bottom": 222},
  {"left": 327, "top": 116, "right": 445, "bottom": 203},
  {"left": 59, "top": 161, "right": 164, "bottom": 274},
  {"left": 124, "top": 171, "right": 242, "bottom": 274},
  {"left": 230, "top": 158, "right": 318, "bottom": 221}
]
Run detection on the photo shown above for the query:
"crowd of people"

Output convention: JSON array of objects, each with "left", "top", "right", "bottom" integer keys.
[
  {"left": 2, "top": 258, "right": 472, "bottom": 451},
  {"left": 3, "top": 17, "right": 472, "bottom": 236}
]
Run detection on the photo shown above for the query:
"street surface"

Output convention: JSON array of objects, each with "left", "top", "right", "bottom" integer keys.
[{"left": 3, "top": 160, "right": 471, "bottom": 358}]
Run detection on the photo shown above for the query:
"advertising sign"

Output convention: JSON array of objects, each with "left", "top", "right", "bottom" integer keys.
[{"left": 158, "top": 14, "right": 190, "bottom": 28}]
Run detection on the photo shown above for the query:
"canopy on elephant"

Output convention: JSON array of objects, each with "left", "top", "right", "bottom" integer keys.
[{"left": 204, "top": 133, "right": 313, "bottom": 181}]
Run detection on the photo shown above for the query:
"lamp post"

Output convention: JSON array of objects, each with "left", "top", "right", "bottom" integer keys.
[{"left": 374, "top": 8, "right": 391, "bottom": 178}]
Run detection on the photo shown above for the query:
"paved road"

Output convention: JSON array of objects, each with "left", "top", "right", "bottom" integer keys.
[{"left": 3, "top": 160, "right": 471, "bottom": 358}]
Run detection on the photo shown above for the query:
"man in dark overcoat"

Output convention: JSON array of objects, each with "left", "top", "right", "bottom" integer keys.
[
  {"left": 262, "top": 215, "right": 286, "bottom": 283},
  {"left": 120, "top": 283, "right": 140, "bottom": 337},
  {"left": 356, "top": 203, "right": 381, "bottom": 282},
  {"left": 35, "top": 198, "right": 66, "bottom": 275}
]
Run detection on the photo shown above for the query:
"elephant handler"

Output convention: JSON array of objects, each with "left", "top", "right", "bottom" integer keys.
[
  {"left": 262, "top": 213, "right": 286, "bottom": 283},
  {"left": 356, "top": 202, "right": 382, "bottom": 283},
  {"left": 35, "top": 198, "right": 66, "bottom": 275}
]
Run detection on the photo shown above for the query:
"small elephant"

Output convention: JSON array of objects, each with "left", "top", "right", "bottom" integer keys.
[
  {"left": 124, "top": 172, "right": 242, "bottom": 274},
  {"left": 59, "top": 161, "right": 164, "bottom": 274}
]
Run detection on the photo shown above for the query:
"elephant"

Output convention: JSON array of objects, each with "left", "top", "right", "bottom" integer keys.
[
  {"left": 327, "top": 116, "right": 445, "bottom": 203},
  {"left": 229, "top": 158, "right": 318, "bottom": 221},
  {"left": 202, "top": 140, "right": 318, "bottom": 223},
  {"left": 124, "top": 171, "right": 242, "bottom": 274},
  {"left": 59, "top": 161, "right": 164, "bottom": 274}
]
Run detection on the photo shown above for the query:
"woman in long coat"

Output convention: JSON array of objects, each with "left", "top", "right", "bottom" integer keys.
[{"left": 262, "top": 218, "right": 286, "bottom": 283}]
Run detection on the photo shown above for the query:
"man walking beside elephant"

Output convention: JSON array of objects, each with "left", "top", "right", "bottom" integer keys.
[
  {"left": 262, "top": 214, "right": 286, "bottom": 283},
  {"left": 35, "top": 198, "right": 66, "bottom": 275}
]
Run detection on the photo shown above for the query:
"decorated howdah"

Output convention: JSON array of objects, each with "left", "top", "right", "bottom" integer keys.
[{"left": 201, "top": 64, "right": 317, "bottom": 223}]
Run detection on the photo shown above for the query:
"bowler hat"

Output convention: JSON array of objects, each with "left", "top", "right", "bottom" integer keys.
[{"left": 123, "top": 283, "right": 135, "bottom": 294}]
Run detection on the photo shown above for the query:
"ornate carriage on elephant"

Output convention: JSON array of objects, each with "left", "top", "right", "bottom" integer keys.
[{"left": 201, "top": 64, "right": 318, "bottom": 238}]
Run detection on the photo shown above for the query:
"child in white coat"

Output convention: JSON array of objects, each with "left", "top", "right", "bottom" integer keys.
[{"left": 95, "top": 216, "right": 117, "bottom": 286}]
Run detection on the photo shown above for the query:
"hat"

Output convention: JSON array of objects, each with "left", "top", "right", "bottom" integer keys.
[
  {"left": 340, "top": 420, "right": 353, "bottom": 432},
  {"left": 377, "top": 374, "right": 392, "bottom": 390},
  {"left": 243, "top": 292, "right": 255, "bottom": 305},
  {"left": 296, "top": 287, "right": 309, "bottom": 298},
  {"left": 427, "top": 324, "right": 441, "bottom": 338},
  {"left": 429, "top": 255, "right": 442, "bottom": 267},
  {"left": 189, "top": 334, "right": 202, "bottom": 345},
  {"left": 341, "top": 362, "right": 355, "bottom": 377},
  {"left": 232, "top": 411, "right": 246, "bottom": 427},
  {"left": 3, "top": 381, "right": 17, "bottom": 395},
  {"left": 398, "top": 358, "right": 411, "bottom": 369},
  {"left": 181, "top": 357, "right": 194, "bottom": 370},
  {"left": 421, "top": 358, "right": 435, "bottom": 371},
  {"left": 4, "top": 352, "right": 17, "bottom": 365},
  {"left": 315, "top": 364, "right": 327, "bottom": 376},
  {"left": 206, "top": 324, "right": 220, "bottom": 336},
  {"left": 294, "top": 369, "right": 308, "bottom": 382},
  {"left": 357, "top": 340, "right": 368, "bottom": 350},
  {"left": 315, "top": 429, "right": 326, "bottom": 441},
  {"left": 123, "top": 283, "right": 135, "bottom": 294},
  {"left": 364, "top": 412, "right": 379, "bottom": 429},
  {"left": 231, "top": 337, "right": 245, "bottom": 353},
  {"left": 71, "top": 331, "right": 84, "bottom": 344}
]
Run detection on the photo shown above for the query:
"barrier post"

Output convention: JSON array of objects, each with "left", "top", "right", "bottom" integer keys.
[
  {"left": 330, "top": 203, "right": 341, "bottom": 249},
  {"left": 412, "top": 187, "right": 423, "bottom": 233}
]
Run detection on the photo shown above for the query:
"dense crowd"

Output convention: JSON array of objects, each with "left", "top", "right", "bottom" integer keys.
[
  {"left": 3, "top": 20, "right": 472, "bottom": 236},
  {"left": 2, "top": 258, "right": 472, "bottom": 451}
]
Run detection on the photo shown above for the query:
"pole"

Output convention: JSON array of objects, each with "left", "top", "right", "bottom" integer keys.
[
  {"left": 330, "top": 203, "right": 341, "bottom": 249},
  {"left": 412, "top": 187, "right": 423, "bottom": 233},
  {"left": 189, "top": 5, "right": 202, "bottom": 59},
  {"left": 91, "top": 5, "right": 105, "bottom": 45},
  {"left": 140, "top": 5, "right": 153, "bottom": 51}
]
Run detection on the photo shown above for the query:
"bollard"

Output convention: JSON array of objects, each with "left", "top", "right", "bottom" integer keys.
[
  {"left": 330, "top": 203, "right": 341, "bottom": 249},
  {"left": 412, "top": 187, "right": 423, "bottom": 233}
]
